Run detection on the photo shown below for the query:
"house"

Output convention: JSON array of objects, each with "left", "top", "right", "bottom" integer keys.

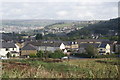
[
  {"left": 21, "top": 40, "right": 80, "bottom": 56},
  {"left": 27, "top": 41, "right": 61, "bottom": 52},
  {"left": 23, "top": 40, "right": 79, "bottom": 54},
  {"left": 62, "top": 41, "right": 79, "bottom": 51},
  {"left": 16, "top": 42, "right": 25, "bottom": 49},
  {"left": 70, "top": 42, "right": 79, "bottom": 50},
  {"left": 60, "top": 43, "right": 66, "bottom": 50},
  {"left": 21, "top": 44, "right": 37, "bottom": 57},
  {"left": 21, "top": 40, "right": 65, "bottom": 56},
  {"left": 0, "top": 42, "right": 20, "bottom": 58},
  {"left": 78, "top": 42, "right": 111, "bottom": 55},
  {"left": 98, "top": 43, "right": 111, "bottom": 55}
]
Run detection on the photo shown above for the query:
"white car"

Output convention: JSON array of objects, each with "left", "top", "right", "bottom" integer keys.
[
  {"left": 0, "top": 57, "right": 8, "bottom": 59},
  {"left": 61, "top": 56, "right": 69, "bottom": 59}
]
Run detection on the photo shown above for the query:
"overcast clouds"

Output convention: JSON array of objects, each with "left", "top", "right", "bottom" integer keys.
[{"left": 1, "top": 1, "right": 119, "bottom": 20}]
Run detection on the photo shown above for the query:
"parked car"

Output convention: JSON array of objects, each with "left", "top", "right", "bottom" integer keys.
[
  {"left": 0, "top": 57, "right": 8, "bottom": 59},
  {"left": 61, "top": 56, "right": 69, "bottom": 59}
]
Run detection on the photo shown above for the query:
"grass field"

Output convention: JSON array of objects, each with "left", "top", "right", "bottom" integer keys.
[
  {"left": 49, "top": 23, "right": 73, "bottom": 28},
  {"left": 1, "top": 58, "right": 120, "bottom": 78}
]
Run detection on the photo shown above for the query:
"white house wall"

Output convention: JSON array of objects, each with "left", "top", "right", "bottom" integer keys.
[
  {"left": 0, "top": 48, "right": 9, "bottom": 56},
  {"left": 60, "top": 43, "right": 65, "bottom": 50},
  {"left": 106, "top": 44, "right": 110, "bottom": 53},
  {"left": 0, "top": 44, "right": 20, "bottom": 57},
  {"left": 38, "top": 46, "right": 59, "bottom": 52},
  {"left": 15, "top": 44, "right": 20, "bottom": 52}
]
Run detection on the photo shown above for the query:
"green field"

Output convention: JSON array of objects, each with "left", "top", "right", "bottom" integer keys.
[
  {"left": 1, "top": 58, "right": 120, "bottom": 78},
  {"left": 49, "top": 23, "right": 73, "bottom": 28}
]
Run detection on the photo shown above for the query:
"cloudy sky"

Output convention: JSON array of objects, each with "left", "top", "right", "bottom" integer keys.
[{"left": 0, "top": 0, "right": 119, "bottom": 20}]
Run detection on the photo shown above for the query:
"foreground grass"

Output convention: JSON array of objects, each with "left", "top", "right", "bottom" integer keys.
[{"left": 1, "top": 58, "right": 120, "bottom": 78}]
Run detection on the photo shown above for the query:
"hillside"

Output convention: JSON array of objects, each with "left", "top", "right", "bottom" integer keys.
[
  {"left": 82, "top": 17, "right": 119, "bottom": 34},
  {"left": 1, "top": 20, "right": 67, "bottom": 27},
  {"left": 67, "top": 17, "right": 119, "bottom": 37}
]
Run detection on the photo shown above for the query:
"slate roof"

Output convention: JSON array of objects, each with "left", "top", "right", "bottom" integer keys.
[
  {"left": 29, "top": 42, "right": 61, "bottom": 47},
  {"left": 1, "top": 42, "right": 16, "bottom": 48},
  {"left": 1, "top": 33, "right": 13, "bottom": 41},
  {"left": 23, "top": 40, "right": 78, "bottom": 48},
  {"left": 79, "top": 43, "right": 100, "bottom": 48},
  {"left": 21, "top": 44, "right": 37, "bottom": 50},
  {"left": 25, "top": 40, "right": 71, "bottom": 47}
]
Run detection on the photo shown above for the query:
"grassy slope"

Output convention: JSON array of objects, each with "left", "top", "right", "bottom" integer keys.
[
  {"left": 2, "top": 58, "right": 119, "bottom": 78},
  {"left": 49, "top": 23, "right": 73, "bottom": 28}
]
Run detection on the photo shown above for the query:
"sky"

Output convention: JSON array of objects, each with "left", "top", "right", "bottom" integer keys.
[{"left": 0, "top": 0, "right": 119, "bottom": 20}]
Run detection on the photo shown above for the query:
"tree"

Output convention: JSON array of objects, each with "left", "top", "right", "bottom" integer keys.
[
  {"left": 44, "top": 51, "right": 52, "bottom": 59},
  {"left": 36, "top": 50, "right": 44, "bottom": 58},
  {"left": 49, "top": 49, "right": 66, "bottom": 59},
  {"left": 6, "top": 52, "right": 11, "bottom": 58},
  {"left": 85, "top": 45, "right": 99, "bottom": 58},
  {"left": 35, "top": 34, "right": 42, "bottom": 40},
  {"left": 29, "top": 53, "right": 37, "bottom": 58}
]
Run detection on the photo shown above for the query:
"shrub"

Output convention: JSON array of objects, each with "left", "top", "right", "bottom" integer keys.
[
  {"left": 6, "top": 52, "right": 11, "bottom": 58},
  {"left": 36, "top": 50, "right": 44, "bottom": 58},
  {"left": 44, "top": 51, "right": 53, "bottom": 58},
  {"left": 72, "top": 53, "right": 91, "bottom": 58},
  {"left": 49, "top": 49, "right": 66, "bottom": 59},
  {"left": 85, "top": 45, "right": 99, "bottom": 58},
  {"left": 29, "top": 53, "right": 37, "bottom": 58},
  {"left": 95, "top": 54, "right": 118, "bottom": 58},
  {"left": 13, "top": 55, "right": 16, "bottom": 57}
]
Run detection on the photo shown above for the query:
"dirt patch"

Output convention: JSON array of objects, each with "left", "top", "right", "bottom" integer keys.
[
  {"left": 2, "top": 62, "right": 31, "bottom": 71},
  {"left": 95, "top": 60, "right": 120, "bottom": 65}
]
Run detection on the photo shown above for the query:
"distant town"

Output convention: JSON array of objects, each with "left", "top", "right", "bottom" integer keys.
[{"left": 0, "top": 18, "right": 119, "bottom": 59}]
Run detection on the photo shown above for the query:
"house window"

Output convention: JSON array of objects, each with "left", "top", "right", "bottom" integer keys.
[
  {"left": 13, "top": 48, "right": 14, "bottom": 50},
  {"left": 6, "top": 48, "right": 9, "bottom": 51},
  {"left": 100, "top": 49, "right": 103, "bottom": 51}
]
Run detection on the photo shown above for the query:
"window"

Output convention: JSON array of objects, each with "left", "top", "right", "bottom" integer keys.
[
  {"left": 100, "top": 49, "right": 103, "bottom": 51},
  {"left": 13, "top": 48, "right": 14, "bottom": 50},
  {"left": 6, "top": 48, "right": 9, "bottom": 51}
]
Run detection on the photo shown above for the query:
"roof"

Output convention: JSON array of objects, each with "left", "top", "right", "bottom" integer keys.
[
  {"left": 76, "top": 39, "right": 110, "bottom": 43},
  {"left": 98, "top": 43, "right": 107, "bottom": 48},
  {"left": 79, "top": 43, "right": 100, "bottom": 48},
  {"left": 63, "top": 41, "right": 78, "bottom": 45},
  {"left": 25, "top": 40, "right": 72, "bottom": 47},
  {"left": 21, "top": 44, "right": 37, "bottom": 50},
  {"left": 30, "top": 42, "right": 61, "bottom": 47},
  {"left": 1, "top": 33, "right": 13, "bottom": 41},
  {"left": 1, "top": 42, "right": 16, "bottom": 48},
  {"left": 23, "top": 40, "right": 79, "bottom": 49}
]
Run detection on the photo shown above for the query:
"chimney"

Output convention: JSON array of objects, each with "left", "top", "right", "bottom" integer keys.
[
  {"left": 75, "top": 42, "right": 77, "bottom": 44},
  {"left": 72, "top": 42, "right": 74, "bottom": 44}
]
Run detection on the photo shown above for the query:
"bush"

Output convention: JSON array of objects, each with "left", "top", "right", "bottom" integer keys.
[
  {"left": 44, "top": 51, "right": 53, "bottom": 58},
  {"left": 6, "top": 52, "right": 11, "bottom": 58},
  {"left": 13, "top": 55, "right": 16, "bottom": 58},
  {"left": 72, "top": 53, "right": 91, "bottom": 58},
  {"left": 29, "top": 53, "right": 37, "bottom": 58},
  {"left": 95, "top": 54, "right": 118, "bottom": 58},
  {"left": 49, "top": 49, "right": 66, "bottom": 59},
  {"left": 36, "top": 50, "right": 44, "bottom": 58}
]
